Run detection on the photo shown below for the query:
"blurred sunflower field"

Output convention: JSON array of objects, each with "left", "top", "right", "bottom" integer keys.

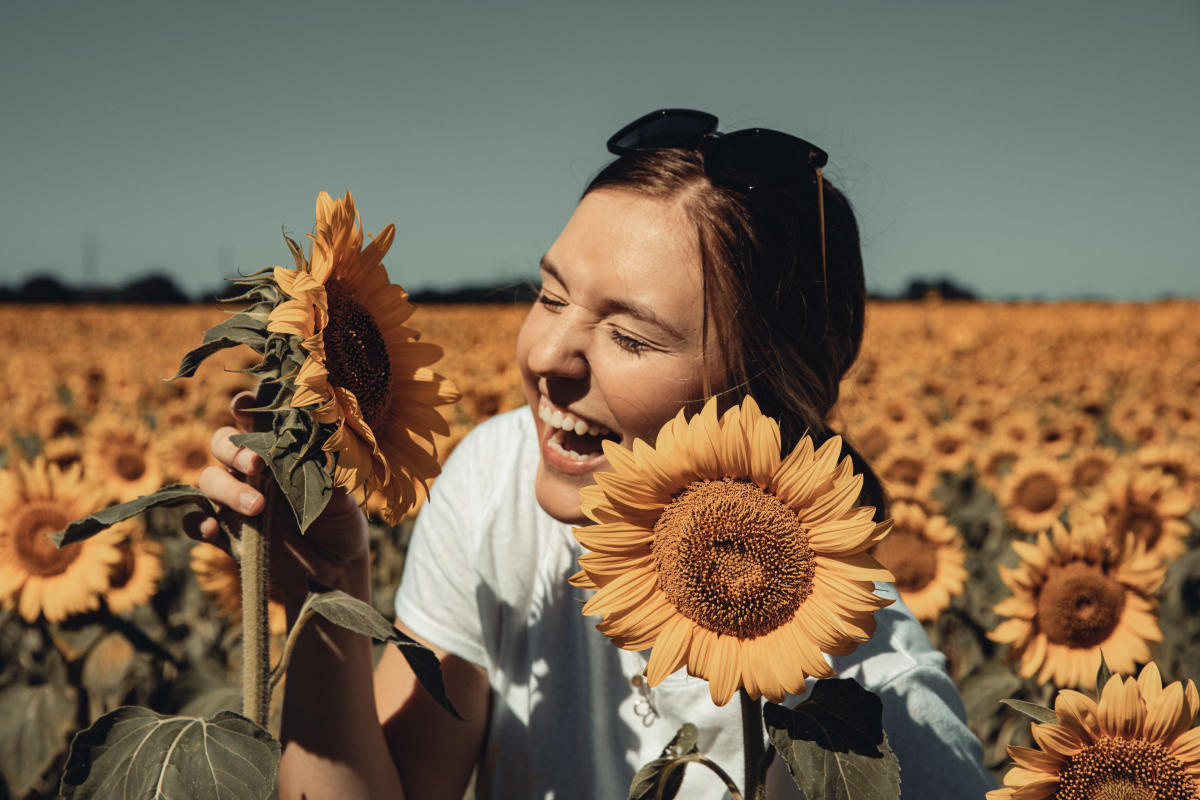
[{"left": 0, "top": 299, "right": 1197, "bottom": 797}]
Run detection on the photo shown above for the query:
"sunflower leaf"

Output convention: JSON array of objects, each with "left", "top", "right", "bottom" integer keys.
[
  {"left": 51, "top": 485, "right": 232, "bottom": 547},
  {"left": 172, "top": 312, "right": 269, "bottom": 379},
  {"left": 627, "top": 723, "right": 700, "bottom": 800},
  {"left": 999, "top": 699, "right": 1058, "bottom": 724},
  {"left": 58, "top": 707, "right": 279, "bottom": 800},
  {"left": 303, "top": 581, "right": 464, "bottom": 721},
  {"left": 764, "top": 679, "right": 901, "bottom": 800},
  {"left": 231, "top": 422, "right": 332, "bottom": 535},
  {"left": 0, "top": 683, "right": 78, "bottom": 798}
]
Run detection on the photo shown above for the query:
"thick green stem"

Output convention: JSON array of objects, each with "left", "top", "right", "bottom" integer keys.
[
  {"left": 240, "top": 480, "right": 273, "bottom": 727},
  {"left": 741, "top": 689, "right": 767, "bottom": 800}
]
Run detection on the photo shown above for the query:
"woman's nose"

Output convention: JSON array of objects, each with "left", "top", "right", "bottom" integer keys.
[{"left": 525, "top": 313, "right": 589, "bottom": 381}]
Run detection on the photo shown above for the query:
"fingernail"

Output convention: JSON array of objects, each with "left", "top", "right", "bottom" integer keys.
[
  {"left": 240, "top": 493, "right": 261, "bottom": 514},
  {"left": 236, "top": 450, "right": 259, "bottom": 475}
]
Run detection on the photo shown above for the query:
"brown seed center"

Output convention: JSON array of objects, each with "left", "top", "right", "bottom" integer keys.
[
  {"left": 1016, "top": 472, "right": 1060, "bottom": 513},
  {"left": 1056, "top": 737, "right": 1194, "bottom": 800},
  {"left": 322, "top": 280, "right": 392, "bottom": 428},
  {"left": 1114, "top": 502, "right": 1165, "bottom": 549},
  {"left": 108, "top": 541, "right": 136, "bottom": 589},
  {"left": 871, "top": 528, "right": 937, "bottom": 592},
  {"left": 1036, "top": 561, "right": 1126, "bottom": 648},
  {"left": 114, "top": 449, "right": 146, "bottom": 482},
  {"left": 1073, "top": 457, "right": 1110, "bottom": 489},
  {"left": 12, "top": 503, "right": 81, "bottom": 577},
  {"left": 883, "top": 457, "right": 925, "bottom": 488},
  {"left": 651, "top": 478, "right": 815, "bottom": 639}
]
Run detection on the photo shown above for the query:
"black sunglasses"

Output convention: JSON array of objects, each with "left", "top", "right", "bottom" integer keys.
[{"left": 605, "top": 108, "right": 829, "bottom": 193}]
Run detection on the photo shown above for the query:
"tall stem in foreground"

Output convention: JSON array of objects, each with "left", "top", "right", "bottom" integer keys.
[
  {"left": 741, "top": 688, "right": 767, "bottom": 800},
  {"left": 240, "top": 475, "right": 273, "bottom": 727}
]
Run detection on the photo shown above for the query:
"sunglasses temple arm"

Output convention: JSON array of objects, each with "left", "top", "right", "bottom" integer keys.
[{"left": 816, "top": 169, "right": 828, "bottom": 307}]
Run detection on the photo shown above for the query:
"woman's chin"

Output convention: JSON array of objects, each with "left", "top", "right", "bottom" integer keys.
[{"left": 533, "top": 464, "right": 597, "bottom": 526}]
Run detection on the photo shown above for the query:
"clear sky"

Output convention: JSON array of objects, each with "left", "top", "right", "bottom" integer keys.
[{"left": 2, "top": 0, "right": 1197, "bottom": 300}]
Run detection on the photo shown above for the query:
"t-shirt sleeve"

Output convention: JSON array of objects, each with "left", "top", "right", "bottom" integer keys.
[{"left": 393, "top": 429, "right": 491, "bottom": 670}]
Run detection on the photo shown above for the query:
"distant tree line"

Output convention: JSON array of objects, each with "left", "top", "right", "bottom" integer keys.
[{"left": 0, "top": 272, "right": 977, "bottom": 304}]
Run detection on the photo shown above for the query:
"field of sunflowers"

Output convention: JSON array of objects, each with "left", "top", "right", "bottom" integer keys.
[{"left": 0, "top": 299, "right": 1198, "bottom": 798}]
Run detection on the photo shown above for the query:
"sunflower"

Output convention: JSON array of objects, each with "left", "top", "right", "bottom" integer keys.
[
  {"left": 999, "top": 455, "right": 1074, "bottom": 534},
  {"left": 266, "top": 191, "right": 459, "bottom": 522},
  {"left": 0, "top": 458, "right": 126, "bottom": 623},
  {"left": 1067, "top": 445, "right": 1119, "bottom": 493},
  {"left": 570, "top": 396, "right": 894, "bottom": 706},
  {"left": 988, "top": 515, "right": 1164, "bottom": 689},
  {"left": 157, "top": 419, "right": 218, "bottom": 486},
  {"left": 1135, "top": 443, "right": 1200, "bottom": 505},
  {"left": 988, "top": 662, "right": 1200, "bottom": 800},
  {"left": 876, "top": 443, "right": 940, "bottom": 506},
  {"left": 928, "top": 420, "right": 974, "bottom": 474},
  {"left": 1076, "top": 465, "right": 1193, "bottom": 562},
  {"left": 190, "top": 542, "right": 287, "bottom": 636},
  {"left": 82, "top": 413, "right": 163, "bottom": 504},
  {"left": 868, "top": 499, "right": 966, "bottom": 622},
  {"left": 104, "top": 524, "right": 164, "bottom": 615}
]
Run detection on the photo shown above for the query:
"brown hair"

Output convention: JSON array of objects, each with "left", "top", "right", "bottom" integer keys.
[{"left": 584, "top": 148, "right": 887, "bottom": 515}]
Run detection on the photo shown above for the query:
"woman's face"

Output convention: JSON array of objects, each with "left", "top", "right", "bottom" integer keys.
[{"left": 516, "top": 188, "right": 723, "bottom": 525}]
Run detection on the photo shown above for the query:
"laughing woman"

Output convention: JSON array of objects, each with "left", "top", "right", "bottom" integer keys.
[{"left": 191, "top": 109, "right": 996, "bottom": 798}]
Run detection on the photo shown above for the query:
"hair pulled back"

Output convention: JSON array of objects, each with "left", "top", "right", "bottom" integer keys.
[{"left": 585, "top": 148, "right": 887, "bottom": 514}]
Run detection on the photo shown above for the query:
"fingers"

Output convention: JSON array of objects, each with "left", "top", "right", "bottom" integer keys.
[
  {"left": 198, "top": 464, "right": 264, "bottom": 516},
  {"left": 210, "top": 426, "right": 264, "bottom": 475},
  {"left": 182, "top": 510, "right": 223, "bottom": 545},
  {"left": 230, "top": 390, "right": 259, "bottom": 430}
]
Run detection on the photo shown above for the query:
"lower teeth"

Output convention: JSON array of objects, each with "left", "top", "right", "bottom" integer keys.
[{"left": 549, "top": 430, "right": 593, "bottom": 462}]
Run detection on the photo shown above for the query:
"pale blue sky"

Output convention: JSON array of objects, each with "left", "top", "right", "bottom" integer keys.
[{"left": 2, "top": 0, "right": 1197, "bottom": 299}]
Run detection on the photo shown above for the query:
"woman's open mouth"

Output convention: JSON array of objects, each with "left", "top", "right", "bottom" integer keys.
[{"left": 537, "top": 396, "right": 621, "bottom": 471}]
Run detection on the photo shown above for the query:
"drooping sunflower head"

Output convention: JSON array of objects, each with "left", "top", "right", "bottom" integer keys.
[
  {"left": 988, "top": 661, "right": 1200, "bottom": 800},
  {"left": 0, "top": 457, "right": 126, "bottom": 623},
  {"left": 266, "top": 191, "right": 460, "bottom": 522},
  {"left": 989, "top": 514, "right": 1166, "bottom": 689},
  {"left": 571, "top": 396, "right": 894, "bottom": 706}
]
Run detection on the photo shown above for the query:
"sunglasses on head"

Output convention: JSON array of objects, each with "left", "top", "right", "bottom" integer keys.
[
  {"left": 605, "top": 108, "right": 828, "bottom": 193},
  {"left": 606, "top": 108, "right": 832, "bottom": 301}
]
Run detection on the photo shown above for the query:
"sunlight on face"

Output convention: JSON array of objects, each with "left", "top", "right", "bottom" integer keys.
[{"left": 515, "top": 188, "right": 724, "bottom": 525}]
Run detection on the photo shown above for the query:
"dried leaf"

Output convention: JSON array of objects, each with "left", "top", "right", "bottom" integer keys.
[
  {"left": 172, "top": 312, "right": 269, "bottom": 379},
  {"left": 999, "top": 699, "right": 1058, "bottom": 724}
]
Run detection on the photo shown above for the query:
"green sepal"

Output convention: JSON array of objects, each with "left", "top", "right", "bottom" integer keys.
[
  {"left": 171, "top": 311, "right": 270, "bottom": 380},
  {"left": 303, "top": 580, "right": 463, "bottom": 720},
  {"left": 51, "top": 485, "right": 234, "bottom": 547},
  {"left": 764, "top": 678, "right": 901, "bottom": 800},
  {"left": 1096, "top": 651, "right": 1114, "bottom": 696},
  {"left": 230, "top": 406, "right": 332, "bottom": 535},
  {"left": 1000, "top": 699, "right": 1058, "bottom": 724}
]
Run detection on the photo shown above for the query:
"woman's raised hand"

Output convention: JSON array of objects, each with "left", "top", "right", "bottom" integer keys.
[{"left": 184, "top": 390, "right": 371, "bottom": 606}]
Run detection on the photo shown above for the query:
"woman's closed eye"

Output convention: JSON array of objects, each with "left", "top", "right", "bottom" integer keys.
[
  {"left": 536, "top": 290, "right": 567, "bottom": 310},
  {"left": 609, "top": 327, "right": 653, "bottom": 355}
]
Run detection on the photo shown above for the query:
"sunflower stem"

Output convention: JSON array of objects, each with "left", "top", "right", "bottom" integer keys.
[
  {"left": 240, "top": 476, "right": 273, "bottom": 728},
  {"left": 740, "top": 688, "right": 768, "bottom": 800}
]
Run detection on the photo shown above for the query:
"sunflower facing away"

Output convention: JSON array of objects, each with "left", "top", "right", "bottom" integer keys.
[
  {"left": 1076, "top": 465, "right": 1193, "bottom": 563},
  {"left": 266, "top": 191, "right": 460, "bottom": 522},
  {"left": 0, "top": 458, "right": 126, "bottom": 623},
  {"left": 570, "top": 396, "right": 894, "bottom": 706},
  {"left": 989, "top": 514, "right": 1165, "bottom": 690},
  {"left": 868, "top": 499, "right": 966, "bottom": 622},
  {"left": 989, "top": 661, "right": 1200, "bottom": 800}
]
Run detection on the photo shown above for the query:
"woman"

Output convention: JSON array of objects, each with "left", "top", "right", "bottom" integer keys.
[{"left": 192, "top": 109, "right": 995, "bottom": 798}]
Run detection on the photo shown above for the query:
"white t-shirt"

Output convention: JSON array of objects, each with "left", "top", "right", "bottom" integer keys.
[{"left": 395, "top": 408, "right": 996, "bottom": 799}]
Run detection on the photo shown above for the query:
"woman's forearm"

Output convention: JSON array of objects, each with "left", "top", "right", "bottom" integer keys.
[{"left": 276, "top": 554, "right": 406, "bottom": 800}]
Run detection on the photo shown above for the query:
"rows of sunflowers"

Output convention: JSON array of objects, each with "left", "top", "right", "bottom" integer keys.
[{"left": 1, "top": 290, "right": 1198, "bottom": 797}]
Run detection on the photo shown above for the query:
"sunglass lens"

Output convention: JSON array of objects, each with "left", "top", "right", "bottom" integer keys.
[
  {"left": 607, "top": 109, "right": 718, "bottom": 155},
  {"left": 706, "top": 129, "right": 829, "bottom": 191}
]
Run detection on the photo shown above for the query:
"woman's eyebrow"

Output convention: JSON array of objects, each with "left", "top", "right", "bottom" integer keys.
[{"left": 540, "top": 255, "right": 686, "bottom": 342}]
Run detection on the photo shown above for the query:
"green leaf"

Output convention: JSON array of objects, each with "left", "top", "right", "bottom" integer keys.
[
  {"left": 0, "top": 683, "right": 78, "bottom": 797},
  {"left": 172, "top": 312, "right": 270, "bottom": 379},
  {"left": 59, "top": 708, "right": 279, "bottom": 800},
  {"left": 304, "top": 583, "right": 463, "bottom": 720},
  {"left": 764, "top": 678, "right": 901, "bottom": 800},
  {"left": 230, "top": 427, "right": 332, "bottom": 535},
  {"left": 999, "top": 699, "right": 1058, "bottom": 724},
  {"left": 627, "top": 723, "right": 699, "bottom": 800},
  {"left": 1096, "top": 651, "right": 1113, "bottom": 696},
  {"left": 52, "top": 485, "right": 231, "bottom": 546}
]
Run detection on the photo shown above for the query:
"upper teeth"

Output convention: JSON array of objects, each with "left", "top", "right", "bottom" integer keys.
[{"left": 538, "top": 397, "right": 613, "bottom": 437}]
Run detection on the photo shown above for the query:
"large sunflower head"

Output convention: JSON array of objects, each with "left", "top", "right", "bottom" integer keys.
[
  {"left": 0, "top": 457, "right": 126, "bottom": 623},
  {"left": 266, "top": 191, "right": 460, "bottom": 522},
  {"left": 988, "top": 662, "right": 1200, "bottom": 800},
  {"left": 989, "top": 514, "right": 1166, "bottom": 690},
  {"left": 570, "top": 396, "right": 894, "bottom": 706},
  {"left": 868, "top": 499, "right": 966, "bottom": 622}
]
